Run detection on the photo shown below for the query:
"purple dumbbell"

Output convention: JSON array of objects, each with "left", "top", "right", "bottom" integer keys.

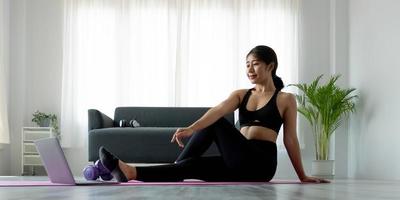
[
  {"left": 83, "top": 164, "right": 99, "bottom": 180},
  {"left": 83, "top": 160, "right": 114, "bottom": 181}
]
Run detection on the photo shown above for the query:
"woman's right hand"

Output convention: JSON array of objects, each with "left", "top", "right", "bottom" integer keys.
[{"left": 170, "top": 128, "right": 194, "bottom": 148}]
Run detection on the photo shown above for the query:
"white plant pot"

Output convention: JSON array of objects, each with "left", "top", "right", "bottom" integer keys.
[
  {"left": 311, "top": 160, "right": 335, "bottom": 179},
  {"left": 39, "top": 119, "right": 50, "bottom": 127}
]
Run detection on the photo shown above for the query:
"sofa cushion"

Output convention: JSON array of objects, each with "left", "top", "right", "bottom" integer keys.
[{"left": 88, "top": 127, "right": 220, "bottom": 163}]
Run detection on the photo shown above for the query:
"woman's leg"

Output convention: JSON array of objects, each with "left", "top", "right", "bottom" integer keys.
[
  {"left": 101, "top": 118, "right": 276, "bottom": 182},
  {"left": 176, "top": 118, "right": 251, "bottom": 168},
  {"left": 175, "top": 125, "right": 217, "bottom": 162},
  {"left": 100, "top": 145, "right": 236, "bottom": 182},
  {"left": 135, "top": 156, "right": 237, "bottom": 182},
  {"left": 175, "top": 118, "right": 277, "bottom": 180}
]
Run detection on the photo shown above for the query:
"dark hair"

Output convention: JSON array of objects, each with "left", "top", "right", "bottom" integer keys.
[{"left": 247, "top": 45, "right": 284, "bottom": 91}]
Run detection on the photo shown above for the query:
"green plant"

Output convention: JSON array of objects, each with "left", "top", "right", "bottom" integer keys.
[
  {"left": 289, "top": 75, "right": 358, "bottom": 160},
  {"left": 32, "top": 110, "right": 59, "bottom": 134}
]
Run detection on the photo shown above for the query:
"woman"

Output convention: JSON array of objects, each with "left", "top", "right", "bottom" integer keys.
[{"left": 100, "top": 45, "right": 330, "bottom": 183}]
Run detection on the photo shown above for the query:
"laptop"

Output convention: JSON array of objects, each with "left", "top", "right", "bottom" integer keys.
[{"left": 34, "top": 137, "right": 118, "bottom": 185}]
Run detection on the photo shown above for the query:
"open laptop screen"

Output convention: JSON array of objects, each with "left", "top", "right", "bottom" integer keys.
[{"left": 34, "top": 137, "right": 76, "bottom": 184}]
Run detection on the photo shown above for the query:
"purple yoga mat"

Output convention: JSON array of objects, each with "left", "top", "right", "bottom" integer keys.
[{"left": 0, "top": 179, "right": 302, "bottom": 187}]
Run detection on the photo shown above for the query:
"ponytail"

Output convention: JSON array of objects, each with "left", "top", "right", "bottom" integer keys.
[{"left": 272, "top": 75, "right": 284, "bottom": 91}]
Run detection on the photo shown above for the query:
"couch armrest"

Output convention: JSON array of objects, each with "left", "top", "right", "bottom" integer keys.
[{"left": 88, "top": 109, "right": 114, "bottom": 131}]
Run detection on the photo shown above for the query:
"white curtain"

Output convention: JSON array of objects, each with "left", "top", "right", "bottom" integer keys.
[
  {"left": 0, "top": 0, "right": 10, "bottom": 144},
  {"left": 62, "top": 0, "right": 299, "bottom": 147}
]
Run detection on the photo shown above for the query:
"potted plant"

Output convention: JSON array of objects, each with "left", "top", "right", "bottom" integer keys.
[
  {"left": 32, "top": 110, "right": 60, "bottom": 135},
  {"left": 289, "top": 74, "right": 358, "bottom": 178}
]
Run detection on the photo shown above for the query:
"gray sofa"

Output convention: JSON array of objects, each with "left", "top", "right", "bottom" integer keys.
[{"left": 88, "top": 107, "right": 235, "bottom": 163}]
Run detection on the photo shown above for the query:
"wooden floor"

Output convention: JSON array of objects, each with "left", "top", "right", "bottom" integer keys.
[{"left": 1, "top": 176, "right": 400, "bottom": 200}]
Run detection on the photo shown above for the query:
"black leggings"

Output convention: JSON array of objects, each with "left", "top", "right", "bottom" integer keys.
[{"left": 135, "top": 118, "right": 277, "bottom": 182}]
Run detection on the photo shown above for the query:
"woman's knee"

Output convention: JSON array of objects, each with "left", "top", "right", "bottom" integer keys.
[
  {"left": 194, "top": 118, "right": 233, "bottom": 137},
  {"left": 212, "top": 117, "right": 230, "bottom": 127},
  {"left": 212, "top": 117, "right": 236, "bottom": 131}
]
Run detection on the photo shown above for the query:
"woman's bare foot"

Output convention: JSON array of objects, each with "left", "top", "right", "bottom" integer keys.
[{"left": 118, "top": 160, "right": 137, "bottom": 180}]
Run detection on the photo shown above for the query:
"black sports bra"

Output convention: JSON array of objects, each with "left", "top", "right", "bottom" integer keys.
[{"left": 239, "top": 88, "right": 283, "bottom": 134}]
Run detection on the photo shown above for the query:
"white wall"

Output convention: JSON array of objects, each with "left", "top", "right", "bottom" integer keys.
[
  {"left": 8, "top": 0, "right": 26, "bottom": 176},
  {"left": 0, "top": 147, "right": 10, "bottom": 175},
  {"left": 0, "top": 0, "right": 11, "bottom": 175},
  {"left": 8, "top": 0, "right": 68, "bottom": 176},
  {"left": 331, "top": 0, "right": 350, "bottom": 179},
  {"left": 348, "top": 0, "right": 400, "bottom": 180},
  {"left": 6, "top": 0, "right": 336, "bottom": 178}
]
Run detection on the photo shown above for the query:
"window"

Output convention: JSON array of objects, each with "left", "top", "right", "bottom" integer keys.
[{"left": 61, "top": 0, "right": 299, "bottom": 147}]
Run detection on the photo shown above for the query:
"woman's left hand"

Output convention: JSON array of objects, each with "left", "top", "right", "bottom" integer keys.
[{"left": 300, "top": 176, "right": 330, "bottom": 183}]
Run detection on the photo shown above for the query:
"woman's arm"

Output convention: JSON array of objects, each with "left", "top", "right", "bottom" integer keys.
[
  {"left": 171, "top": 90, "right": 243, "bottom": 147},
  {"left": 282, "top": 93, "right": 329, "bottom": 183},
  {"left": 188, "top": 90, "right": 242, "bottom": 132},
  {"left": 282, "top": 93, "right": 307, "bottom": 180}
]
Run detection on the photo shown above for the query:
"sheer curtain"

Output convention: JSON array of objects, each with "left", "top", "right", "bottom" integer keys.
[
  {"left": 0, "top": 0, "right": 10, "bottom": 144},
  {"left": 61, "top": 0, "right": 299, "bottom": 147}
]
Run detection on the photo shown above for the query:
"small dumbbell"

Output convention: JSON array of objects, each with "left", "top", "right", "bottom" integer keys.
[
  {"left": 119, "top": 119, "right": 140, "bottom": 127},
  {"left": 83, "top": 160, "right": 114, "bottom": 181}
]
